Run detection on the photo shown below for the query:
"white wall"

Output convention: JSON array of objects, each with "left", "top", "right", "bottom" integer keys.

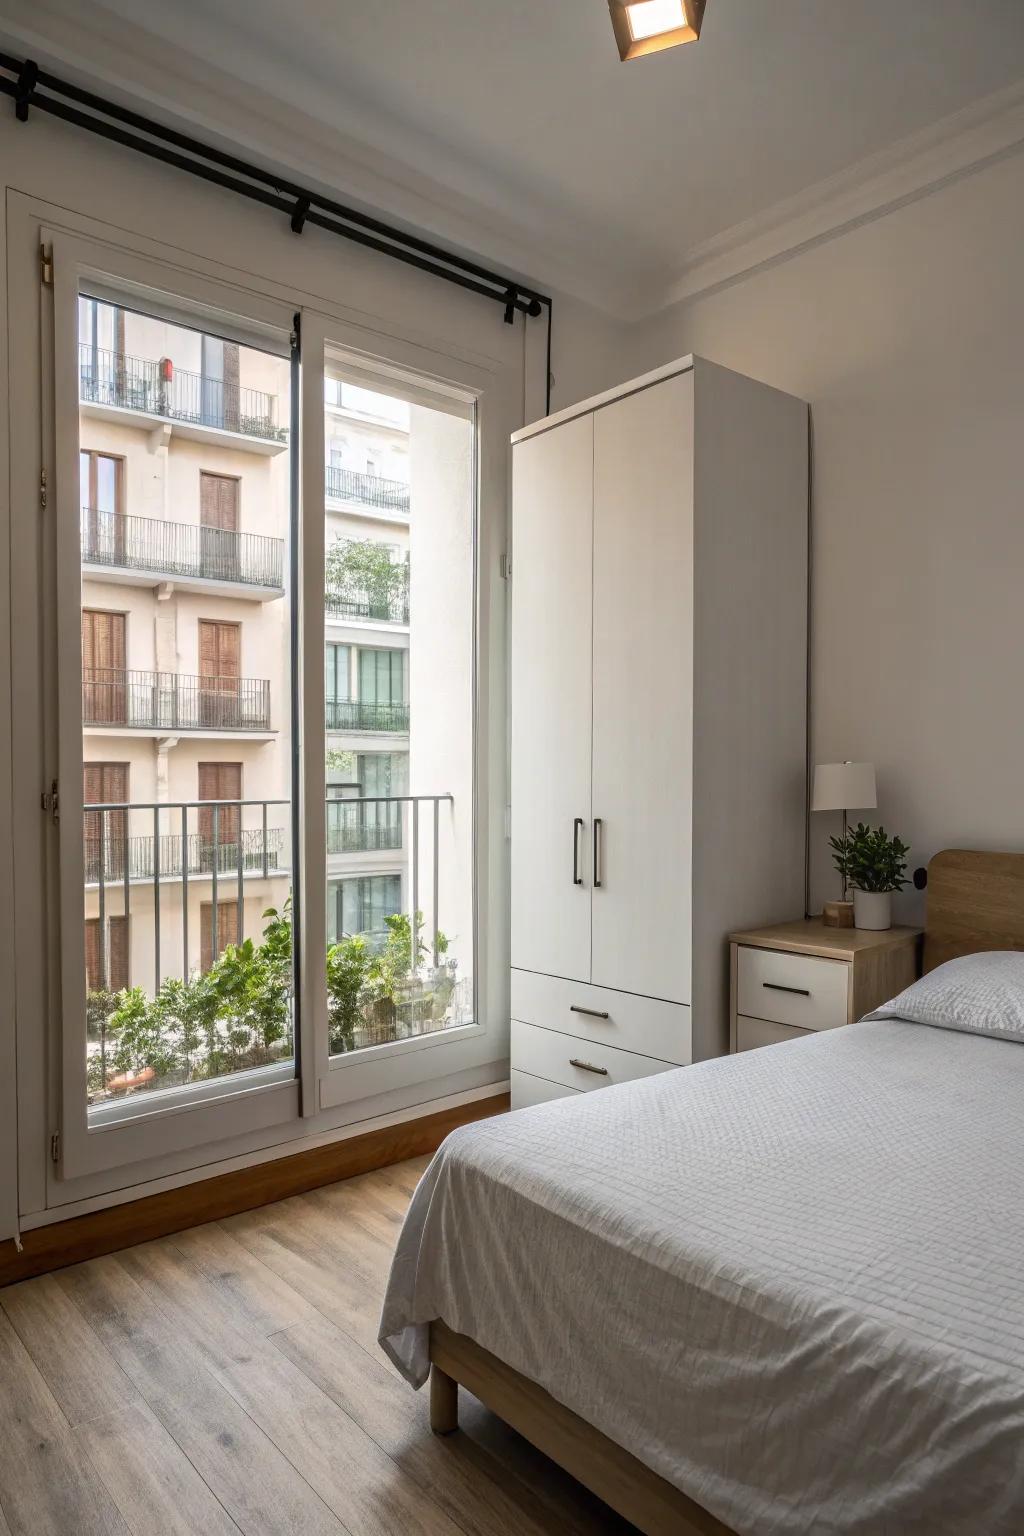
[{"left": 630, "top": 148, "right": 1024, "bottom": 922}]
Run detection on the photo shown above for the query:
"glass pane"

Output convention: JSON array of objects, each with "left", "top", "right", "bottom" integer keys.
[
  {"left": 323, "top": 357, "right": 474, "bottom": 1055},
  {"left": 78, "top": 293, "right": 294, "bottom": 1116}
]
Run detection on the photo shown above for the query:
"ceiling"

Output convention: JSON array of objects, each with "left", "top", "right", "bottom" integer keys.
[{"left": 3, "top": 0, "right": 1024, "bottom": 314}]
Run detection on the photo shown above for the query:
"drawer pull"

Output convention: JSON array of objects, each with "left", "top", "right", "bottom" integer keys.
[
  {"left": 762, "top": 981, "right": 810, "bottom": 997},
  {"left": 570, "top": 1005, "right": 610, "bottom": 1019},
  {"left": 569, "top": 1058, "right": 609, "bottom": 1076}
]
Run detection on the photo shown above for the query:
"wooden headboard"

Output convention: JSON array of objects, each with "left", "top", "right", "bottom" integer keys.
[{"left": 924, "top": 849, "right": 1024, "bottom": 972}]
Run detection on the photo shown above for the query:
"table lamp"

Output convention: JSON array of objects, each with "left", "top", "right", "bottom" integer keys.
[{"left": 812, "top": 761, "right": 877, "bottom": 927}]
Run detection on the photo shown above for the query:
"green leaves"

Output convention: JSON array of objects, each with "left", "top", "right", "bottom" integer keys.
[{"left": 830, "top": 822, "right": 910, "bottom": 894}]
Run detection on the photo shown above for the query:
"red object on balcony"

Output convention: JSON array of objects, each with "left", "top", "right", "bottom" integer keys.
[{"left": 159, "top": 356, "right": 174, "bottom": 381}]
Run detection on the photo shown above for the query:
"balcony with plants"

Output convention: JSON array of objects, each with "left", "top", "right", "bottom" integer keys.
[
  {"left": 325, "top": 537, "right": 410, "bottom": 625},
  {"left": 79, "top": 344, "right": 287, "bottom": 448},
  {"left": 81, "top": 507, "right": 285, "bottom": 598}
]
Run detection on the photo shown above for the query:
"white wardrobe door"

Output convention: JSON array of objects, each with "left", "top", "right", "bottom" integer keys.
[
  {"left": 510, "top": 414, "right": 593, "bottom": 981},
  {"left": 591, "top": 373, "right": 693, "bottom": 1003}
]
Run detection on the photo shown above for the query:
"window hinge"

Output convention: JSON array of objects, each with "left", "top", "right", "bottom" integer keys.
[
  {"left": 41, "top": 779, "right": 59, "bottom": 823},
  {"left": 500, "top": 549, "right": 512, "bottom": 581},
  {"left": 40, "top": 467, "right": 48, "bottom": 513},
  {"left": 40, "top": 242, "right": 53, "bottom": 287},
  {"left": 50, "top": 1132, "right": 61, "bottom": 1165}
]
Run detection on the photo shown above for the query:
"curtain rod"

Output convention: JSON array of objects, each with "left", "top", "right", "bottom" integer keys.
[{"left": 0, "top": 51, "right": 554, "bottom": 409}]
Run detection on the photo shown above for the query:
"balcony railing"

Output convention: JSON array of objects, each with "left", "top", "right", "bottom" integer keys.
[
  {"left": 325, "top": 582, "right": 409, "bottom": 625},
  {"left": 325, "top": 699, "right": 409, "bottom": 733},
  {"left": 83, "top": 669, "right": 272, "bottom": 731},
  {"left": 84, "top": 826, "right": 285, "bottom": 884},
  {"left": 79, "top": 344, "right": 286, "bottom": 443},
  {"left": 325, "top": 464, "right": 410, "bottom": 516},
  {"left": 326, "top": 800, "right": 403, "bottom": 854},
  {"left": 82, "top": 508, "right": 285, "bottom": 590}
]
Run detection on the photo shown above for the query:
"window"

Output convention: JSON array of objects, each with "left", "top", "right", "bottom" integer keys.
[
  {"left": 359, "top": 647, "right": 405, "bottom": 705},
  {"left": 83, "top": 763, "right": 128, "bottom": 883},
  {"left": 80, "top": 452, "right": 124, "bottom": 566},
  {"left": 198, "top": 619, "right": 242, "bottom": 728},
  {"left": 199, "top": 472, "right": 241, "bottom": 580},
  {"left": 328, "top": 874, "right": 402, "bottom": 945}
]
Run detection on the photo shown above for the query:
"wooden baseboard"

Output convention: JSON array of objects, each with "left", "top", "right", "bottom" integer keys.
[{"left": 0, "top": 1091, "right": 509, "bottom": 1288}]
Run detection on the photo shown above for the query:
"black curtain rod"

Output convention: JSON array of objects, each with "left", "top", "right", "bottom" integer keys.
[{"left": 0, "top": 51, "right": 554, "bottom": 406}]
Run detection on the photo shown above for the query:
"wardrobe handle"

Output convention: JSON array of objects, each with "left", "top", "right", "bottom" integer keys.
[
  {"left": 570, "top": 1005, "right": 610, "bottom": 1020},
  {"left": 762, "top": 982, "right": 810, "bottom": 997},
  {"left": 572, "top": 818, "right": 584, "bottom": 886},
  {"left": 569, "top": 1058, "right": 608, "bottom": 1076},
  {"left": 593, "top": 818, "right": 602, "bottom": 888}
]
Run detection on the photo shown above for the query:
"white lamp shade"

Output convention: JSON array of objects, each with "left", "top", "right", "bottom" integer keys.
[{"left": 811, "top": 762, "right": 877, "bottom": 813}]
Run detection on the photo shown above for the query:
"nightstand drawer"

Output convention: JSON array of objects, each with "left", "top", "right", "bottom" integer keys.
[
  {"left": 511, "top": 1019, "right": 675, "bottom": 1093},
  {"left": 736, "top": 1016, "right": 813, "bottom": 1052},
  {"left": 737, "top": 946, "right": 849, "bottom": 1030}
]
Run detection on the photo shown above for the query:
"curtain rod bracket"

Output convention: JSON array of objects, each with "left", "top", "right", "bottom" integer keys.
[
  {"left": 14, "top": 58, "right": 37, "bottom": 121},
  {"left": 290, "top": 197, "right": 310, "bottom": 235},
  {"left": 503, "top": 286, "right": 518, "bottom": 325}
]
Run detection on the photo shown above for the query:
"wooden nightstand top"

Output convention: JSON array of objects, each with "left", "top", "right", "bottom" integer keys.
[{"left": 729, "top": 918, "right": 922, "bottom": 963}]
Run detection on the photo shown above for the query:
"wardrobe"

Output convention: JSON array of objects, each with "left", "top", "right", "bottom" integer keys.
[{"left": 509, "top": 356, "right": 808, "bottom": 1108}]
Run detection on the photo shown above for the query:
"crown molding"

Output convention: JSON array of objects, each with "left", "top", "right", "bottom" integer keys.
[
  {"left": 2, "top": 2, "right": 1022, "bottom": 324},
  {"left": 651, "top": 77, "right": 1024, "bottom": 316}
]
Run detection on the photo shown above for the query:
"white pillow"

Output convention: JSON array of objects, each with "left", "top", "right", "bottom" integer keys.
[{"left": 864, "top": 949, "right": 1024, "bottom": 1042}]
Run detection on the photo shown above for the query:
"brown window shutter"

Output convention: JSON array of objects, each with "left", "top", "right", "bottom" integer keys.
[
  {"left": 83, "top": 762, "right": 128, "bottom": 879},
  {"left": 84, "top": 917, "right": 100, "bottom": 992},
  {"left": 108, "top": 915, "right": 129, "bottom": 992},
  {"left": 198, "top": 762, "right": 241, "bottom": 849},
  {"left": 201, "top": 900, "right": 239, "bottom": 972},
  {"left": 200, "top": 473, "right": 239, "bottom": 532}
]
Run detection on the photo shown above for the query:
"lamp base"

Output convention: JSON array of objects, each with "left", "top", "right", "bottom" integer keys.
[{"left": 822, "top": 900, "right": 855, "bottom": 929}]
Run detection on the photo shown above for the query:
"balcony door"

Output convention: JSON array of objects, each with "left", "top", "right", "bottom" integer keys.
[
  {"left": 83, "top": 762, "right": 127, "bottom": 885},
  {"left": 200, "top": 471, "right": 240, "bottom": 581},
  {"left": 199, "top": 618, "right": 241, "bottom": 728},
  {"left": 81, "top": 608, "right": 126, "bottom": 725},
  {"left": 80, "top": 450, "right": 123, "bottom": 566}
]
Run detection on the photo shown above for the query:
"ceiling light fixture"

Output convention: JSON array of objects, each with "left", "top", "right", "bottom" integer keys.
[{"left": 608, "top": 0, "right": 706, "bottom": 61}]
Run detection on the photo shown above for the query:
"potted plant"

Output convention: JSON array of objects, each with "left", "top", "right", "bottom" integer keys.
[{"left": 829, "top": 822, "right": 910, "bottom": 930}]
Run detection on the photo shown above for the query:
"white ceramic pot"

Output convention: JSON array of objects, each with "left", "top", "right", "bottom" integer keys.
[{"left": 853, "top": 890, "right": 892, "bottom": 931}]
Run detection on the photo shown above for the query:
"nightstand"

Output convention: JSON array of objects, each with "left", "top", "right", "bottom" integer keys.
[{"left": 728, "top": 920, "right": 921, "bottom": 1053}]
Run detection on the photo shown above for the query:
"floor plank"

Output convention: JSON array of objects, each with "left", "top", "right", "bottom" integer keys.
[
  {"left": 274, "top": 1312, "right": 573, "bottom": 1536},
  {"left": 0, "top": 1158, "right": 633, "bottom": 1535},
  {"left": 75, "top": 1398, "right": 245, "bottom": 1536},
  {"left": 1, "top": 1272, "right": 140, "bottom": 1426},
  {"left": 0, "top": 1311, "right": 129, "bottom": 1536},
  {"left": 123, "top": 1340, "right": 349, "bottom": 1536}
]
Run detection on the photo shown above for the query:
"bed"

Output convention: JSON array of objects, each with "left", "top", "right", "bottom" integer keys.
[{"left": 379, "top": 851, "right": 1024, "bottom": 1536}]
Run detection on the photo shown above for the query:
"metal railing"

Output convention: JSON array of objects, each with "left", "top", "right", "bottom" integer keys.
[
  {"left": 325, "top": 464, "right": 410, "bottom": 515},
  {"left": 82, "top": 668, "right": 272, "bottom": 731},
  {"left": 81, "top": 508, "right": 285, "bottom": 589},
  {"left": 324, "top": 699, "right": 409, "bottom": 733},
  {"left": 84, "top": 826, "right": 285, "bottom": 884},
  {"left": 325, "top": 582, "right": 409, "bottom": 626},
  {"left": 79, "top": 344, "right": 286, "bottom": 443},
  {"left": 326, "top": 799, "right": 403, "bottom": 854},
  {"left": 83, "top": 797, "right": 291, "bottom": 993}
]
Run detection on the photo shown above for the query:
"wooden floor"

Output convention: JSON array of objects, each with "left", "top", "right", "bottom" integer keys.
[{"left": 0, "top": 1158, "right": 637, "bottom": 1536}]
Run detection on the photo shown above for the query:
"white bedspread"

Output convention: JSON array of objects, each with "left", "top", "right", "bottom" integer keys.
[{"left": 380, "top": 1020, "right": 1024, "bottom": 1535}]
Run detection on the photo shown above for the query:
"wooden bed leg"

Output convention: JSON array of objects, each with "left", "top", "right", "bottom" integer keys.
[{"left": 430, "top": 1362, "right": 459, "bottom": 1435}]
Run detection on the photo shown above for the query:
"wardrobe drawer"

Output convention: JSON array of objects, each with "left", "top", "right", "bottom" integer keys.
[
  {"left": 510, "top": 1069, "right": 580, "bottom": 1110},
  {"left": 736, "top": 946, "right": 849, "bottom": 1030},
  {"left": 735, "top": 1015, "right": 813, "bottom": 1053},
  {"left": 510, "top": 969, "right": 691, "bottom": 1065},
  {"left": 511, "top": 1019, "right": 676, "bottom": 1094}
]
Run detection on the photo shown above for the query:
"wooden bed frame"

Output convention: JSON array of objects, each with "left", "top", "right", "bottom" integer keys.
[{"left": 426, "top": 850, "right": 1024, "bottom": 1536}]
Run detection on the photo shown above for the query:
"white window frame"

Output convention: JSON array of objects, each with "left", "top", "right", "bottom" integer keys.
[{"left": 8, "top": 191, "right": 518, "bottom": 1215}]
